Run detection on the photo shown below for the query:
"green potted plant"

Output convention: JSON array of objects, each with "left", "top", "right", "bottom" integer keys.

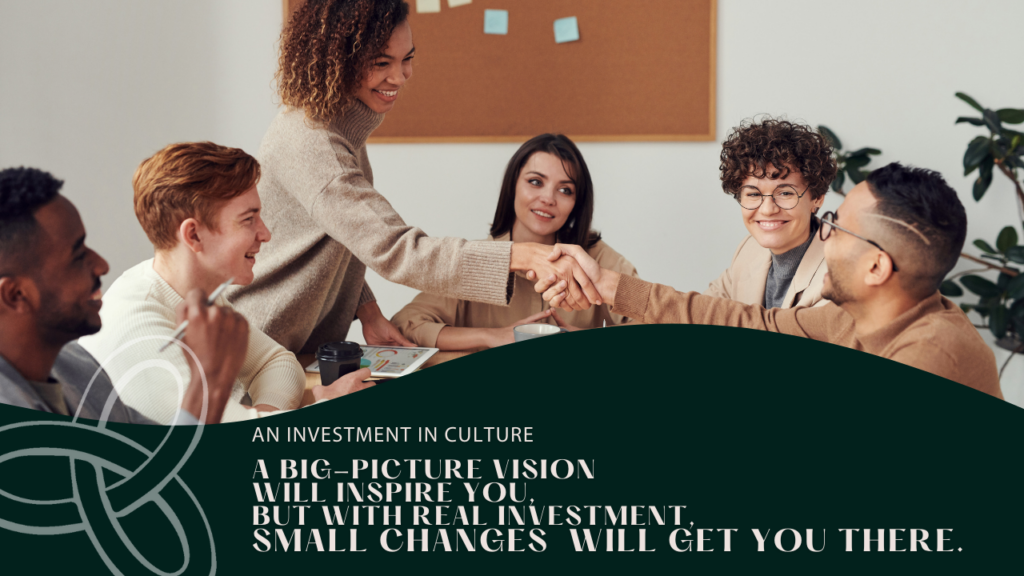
[
  {"left": 817, "top": 125, "right": 882, "bottom": 195},
  {"left": 939, "top": 93, "right": 1024, "bottom": 376}
]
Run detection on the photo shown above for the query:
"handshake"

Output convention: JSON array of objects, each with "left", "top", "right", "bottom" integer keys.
[{"left": 513, "top": 243, "right": 620, "bottom": 312}]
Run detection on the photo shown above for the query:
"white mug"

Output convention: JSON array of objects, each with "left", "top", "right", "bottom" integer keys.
[{"left": 513, "top": 323, "right": 567, "bottom": 342}]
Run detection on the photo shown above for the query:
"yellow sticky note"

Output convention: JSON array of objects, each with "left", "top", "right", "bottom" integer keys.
[
  {"left": 416, "top": 0, "right": 441, "bottom": 13},
  {"left": 448, "top": 0, "right": 472, "bottom": 7}
]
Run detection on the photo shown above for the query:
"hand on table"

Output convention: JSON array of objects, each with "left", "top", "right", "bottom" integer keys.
[
  {"left": 484, "top": 309, "right": 557, "bottom": 347},
  {"left": 312, "top": 368, "right": 375, "bottom": 402},
  {"left": 535, "top": 244, "right": 619, "bottom": 310},
  {"left": 512, "top": 242, "right": 601, "bottom": 312},
  {"left": 177, "top": 288, "right": 250, "bottom": 424},
  {"left": 549, "top": 309, "right": 583, "bottom": 332},
  {"left": 358, "top": 301, "right": 415, "bottom": 347}
]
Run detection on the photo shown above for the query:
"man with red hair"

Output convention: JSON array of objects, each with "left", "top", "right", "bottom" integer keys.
[
  {"left": 80, "top": 142, "right": 371, "bottom": 424},
  {"left": 0, "top": 166, "right": 246, "bottom": 422}
]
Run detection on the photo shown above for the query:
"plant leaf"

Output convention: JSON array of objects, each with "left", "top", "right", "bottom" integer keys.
[
  {"left": 818, "top": 125, "right": 842, "bottom": 150},
  {"left": 993, "top": 137, "right": 1010, "bottom": 157},
  {"left": 997, "top": 109, "right": 1024, "bottom": 124},
  {"left": 973, "top": 164, "right": 993, "bottom": 200},
  {"left": 1006, "top": 246, "right": 1024, "bottom": 264},
  {"left": 1013, "top": 313, "right": 1024, "bottom": 339},
  {"left": 955, "top": 92, "right": 984, "bottom": 113},
  {"left": 830, "top": 169, "right": 845, "bottom": 192},
  {"left": 976, "top": 295, "right": 1004, "bottom": 318},
  {"left": 997, "top": 226, "right": 1019, "bottom": 253},
  {"left": 974, "top": 239, "right": 997, "bottom": 254},
  {"left": 847, "top": 167, "right": 866, "bottom": 185},
  {"left": 956, "top": 116, "right": 985, "bottom": 126},
  {"left": 939, "top": 280, "right": 964, "bottom": 297},
  {"left": 960, "top": 274, "right": 1001, "bottom": 297},
  {"left": 983, "top": 109, "right": 1003, "bottom": 135},
  {"left": 998, "top": 272, "right": 1014, "bottom": 291},
  {"left": 990, "top": 304, "right": 1009, "bottom": 338},
  {"left": 960, "top": 303, "right": 975, "bottom": 313},
  {"left": 1010, "top": 298, "right": 1024, "bottom": 322},
  {"left": 847, "top": 147, "right": 882, "bottom": 156},
  {"left": 981, "top": 153, "right": 994, "bottom": 175},
  {"left": 963, "top": 136, "right": 990, "bottom": 175},
  {"left": 1008, "top": 273, "right": 1024, "bottom": 300},
  {"left": 845, "top": 155, "right": 871, "bottom": 170}
]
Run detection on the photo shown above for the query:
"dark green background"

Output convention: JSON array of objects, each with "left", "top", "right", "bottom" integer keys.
[{"left": 1, "top": 324, "right": 1020, "bottom": 574}]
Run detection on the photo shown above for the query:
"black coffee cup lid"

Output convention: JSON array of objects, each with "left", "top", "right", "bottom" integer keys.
[{"left": 317, "top": 341, "right": 363, "bottom": 361}]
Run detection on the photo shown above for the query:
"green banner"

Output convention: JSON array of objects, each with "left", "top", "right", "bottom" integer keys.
[{"left": 1, "top": 324, "right": 1020, "bottom": 574}]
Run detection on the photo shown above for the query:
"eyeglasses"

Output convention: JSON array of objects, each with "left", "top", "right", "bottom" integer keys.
[
  {"left": 734, "top": 186, "right": 808, "bottom": 210},
  {"left": 818, "top": 211, "right": 899, "bottom": 272}
]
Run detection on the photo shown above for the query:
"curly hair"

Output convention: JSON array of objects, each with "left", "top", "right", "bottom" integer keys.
[
  {"left": 719, "top": 117, "right": 837, "bottom": 200},
  {"left": 133, "top": 142, "right": 261, "bottom": 251},
  {"left": 0, "top": 167, "right": 63, "bottom": 272},
  {"left": 277, "top": 0, "right": 410, "bottom": 123}
]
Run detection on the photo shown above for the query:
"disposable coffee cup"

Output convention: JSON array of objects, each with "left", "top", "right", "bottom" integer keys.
[
  {"left": 317, "top": 341, "right": 363, "bottom": 385},
  {"left": 513, "top": 323, "right": 567, "bottom": 343}
]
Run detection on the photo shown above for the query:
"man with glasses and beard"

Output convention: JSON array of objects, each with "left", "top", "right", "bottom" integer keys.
[{"left": 538, "top": 163, "right": 1002, "bottom": 399}]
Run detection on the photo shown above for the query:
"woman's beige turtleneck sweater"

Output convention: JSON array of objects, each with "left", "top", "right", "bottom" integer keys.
[{"left": 229, "top": 101, "right": 514, "bottom": 353}]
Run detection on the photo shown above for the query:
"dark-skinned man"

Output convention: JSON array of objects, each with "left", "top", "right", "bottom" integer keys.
[{"left": 0, "top": 167, "right": 371, "bottom": 423}]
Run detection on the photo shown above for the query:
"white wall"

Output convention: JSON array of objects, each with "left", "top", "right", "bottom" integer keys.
[
  {"left": 2, "top": 0, "right": 1022, "bottom": 404},
  {"left": 0, "top": 0, "right": 282, "bottom": 273}
]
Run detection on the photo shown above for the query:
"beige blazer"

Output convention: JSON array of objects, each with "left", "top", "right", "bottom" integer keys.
[
  {"left": 704, "top": 234, "right": 828, "bottom": 308},
  {"left": 392, "top": 233, "right": 639, "bottom": 347}
]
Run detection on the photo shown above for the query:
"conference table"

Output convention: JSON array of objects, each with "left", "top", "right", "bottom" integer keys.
[{"left": 296, "top": 350, "right": 475, "bottom": 407}]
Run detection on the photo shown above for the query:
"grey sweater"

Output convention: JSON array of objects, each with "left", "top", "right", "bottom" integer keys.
[
  {"left": 228, "top": 101, "right": 513, "bottom": 353},
  {"left": 0, "top": 342, "right": 153, "bottom": 423},
  {"left": 763, "top": 231, "right": 816, "bottom": 309}
]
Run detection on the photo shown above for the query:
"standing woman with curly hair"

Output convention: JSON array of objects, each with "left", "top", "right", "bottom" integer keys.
[
  {"left": 228, "top": 0, "right": 599, "bottom": 353},
  {"left": 705, "top": 117, "right": 838, "bottom": 309}
]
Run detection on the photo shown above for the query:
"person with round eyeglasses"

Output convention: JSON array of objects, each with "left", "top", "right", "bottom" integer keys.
[
  {"left": 705, "top": 117, "right": 838, "bottom": 309},
  {"left": 534, "top": 163, "right": 1002, "bottom": 399}
]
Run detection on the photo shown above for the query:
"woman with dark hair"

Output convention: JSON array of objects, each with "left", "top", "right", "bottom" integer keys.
[
  {"left": 391, "top": 135, "right": 638, "bottom": 350},
  {"left": 707, "top": 117, "right": 838, "bottom": 308},
  {"left": 227, "top": 0, "right": 598, "bottom": 354}
]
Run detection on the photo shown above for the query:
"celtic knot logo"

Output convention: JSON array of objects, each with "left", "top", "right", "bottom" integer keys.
[{"left": 0, "top": 336, "right": 217, "bottom": 575}]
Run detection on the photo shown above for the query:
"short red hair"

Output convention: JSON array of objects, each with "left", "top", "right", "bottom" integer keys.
[{"left": 133, "top": 142, "right": 260, "bottom": 250}]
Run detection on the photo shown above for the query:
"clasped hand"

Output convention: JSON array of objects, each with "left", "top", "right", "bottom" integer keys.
[
  {"left": 531, "top": 244, "right": 613, "bottom": 310},
  {"left": 515, "top": 242, "right": 601, "bottom": 312}
]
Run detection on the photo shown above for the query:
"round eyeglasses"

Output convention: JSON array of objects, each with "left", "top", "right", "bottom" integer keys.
[
  {"left": 819, "top": 211, "right": 899, "bottom": 272},
  {"left": 734, "top": 186, "right": 808, "bottom": 210}
]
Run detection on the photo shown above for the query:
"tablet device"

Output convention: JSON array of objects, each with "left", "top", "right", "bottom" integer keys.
[{"left": 306, "top": 345, "right": 439, "bottom": 379}]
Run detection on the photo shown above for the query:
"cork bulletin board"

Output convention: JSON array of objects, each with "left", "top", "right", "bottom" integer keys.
[{"left": 283, "top": 0, "right": 717, "bottom": 143}]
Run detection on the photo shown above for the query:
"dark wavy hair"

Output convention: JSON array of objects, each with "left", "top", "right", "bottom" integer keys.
[
  {"left": 866, "top": 163, "right": 967, "bottom": 295},
  {"left": 720, "top": 117, "right": 838, "bottom": 200},
  {"left": 0, "top": 167, "right": 63, "bottom": 274},
  {"left": 277, "top": 0, "right": 409, "bottom": 123},
  {"left": 490, "top": 134, "right": 601, "bottom": 249}
]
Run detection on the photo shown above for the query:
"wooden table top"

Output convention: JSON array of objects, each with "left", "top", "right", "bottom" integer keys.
[{"left": 297, "top": 349, "right": 477, "bottom": 406}]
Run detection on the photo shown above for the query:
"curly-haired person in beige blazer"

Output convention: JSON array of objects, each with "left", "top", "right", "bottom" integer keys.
[{"left": 705, "top": 117, "right": 838, "bottom": 309}]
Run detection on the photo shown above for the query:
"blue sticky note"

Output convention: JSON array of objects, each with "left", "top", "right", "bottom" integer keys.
[
  {"left": 554, "top": 16, "right": 579, "bottom": 43},
  {"left": 484, "top": 9, "right": 508, "bottom": 35}
]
